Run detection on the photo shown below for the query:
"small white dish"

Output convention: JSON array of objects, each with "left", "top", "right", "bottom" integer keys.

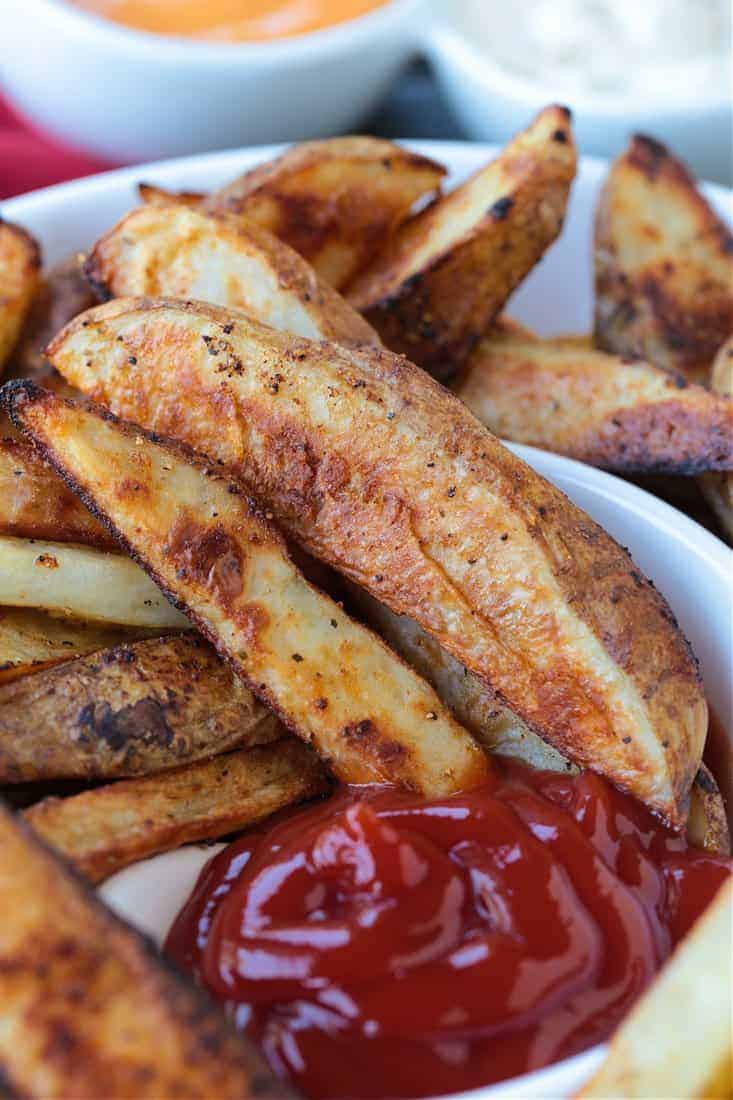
[
  {"left": 3, "top": 142, "right": 731, "bottom": 1100},
  {"left": 0, "top": 0, "right": 423, "bottom": 162},
  {"left": 424, "top": 20, "right": 733, "bottom": 185}
]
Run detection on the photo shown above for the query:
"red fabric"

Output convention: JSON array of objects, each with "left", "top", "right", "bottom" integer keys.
[{"left": 0, "top": 96, "right": 116, "bottom": 200}]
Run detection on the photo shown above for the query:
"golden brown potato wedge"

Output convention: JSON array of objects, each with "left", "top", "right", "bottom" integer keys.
[
  {"left": 203, "top": 136, "right": 446, "bottom": 291},
  {"left": 594, "top": 135, "right": 733, "bottom": 384},
  {"left": 85, "top": 203, "right": 379, "bottom": 346},
  {"left": 0, "top": 436, "right": 115, "bottom": 547},
  {"left": 347, "top": 106, "right": 577, "bottom": 379},
  {"left": 0, "top": 606, "right": 146, "bottom": 684},
  {"left": 0, "top": 534, "right": 189, "bottom": 629},
  {"left": 0, "top": 802, "right": 298, "bottom": 1099},
  {"left": 47, "top": 298, "right": 707, "bottom": 827},
  {"left": 138, "top": 181, "right": 206, "bottom": 209},
  {"left": 10, "top": 253, "right": 96, "bottom": 381},
  {"left": 0, "top": 218, "right": 41, "bottom": 375},
  {"left": 0, "top": 633, "right": 281, "bottom": 784},
  {"left": 699, "top": 337, "right": 733, "bottom": 540},
  {"left": 453, "top": 333, "right": 733, "bottom": 474},
  {"left": 24, "top": 738, "right": 327, "bottom": 883},
  {"left": 688, "top": 764, "right": 730, "bottom": 856},
  {"left": 578, "top": 877, "right": 732, "bottom": 1099},
  {"left": 6, "top": 382, "right": 488, "bottom": 797}
]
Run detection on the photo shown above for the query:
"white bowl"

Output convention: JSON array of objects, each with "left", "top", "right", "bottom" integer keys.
[
  {"left": 3, "top": 143, "right": 731, "bottom": 1100},
  {"left": 0, "top": 0, "right": 423, "bottom": 162},
  {"left": 424, "top": 21, "right": 733, "bottom": 185}
]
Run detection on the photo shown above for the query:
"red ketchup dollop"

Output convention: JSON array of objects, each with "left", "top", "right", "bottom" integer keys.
[{"left": 166, "top": 763, "right": 730, "bottom": 1100}]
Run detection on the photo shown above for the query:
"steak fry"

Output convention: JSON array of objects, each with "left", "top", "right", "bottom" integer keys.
[
  {"left": 0, "top": 218, "right": 41, "bottom": 375},
  {"left": 347, "top": 106, "right": 576, "bottom": 379},
  {"left": 24, "top": 738, "right": 327, "bottom": 883},
  {"left": 594, "top": 135, "right": 733, "bottom": 384},
  {"left": 0, "top": 633, "right": 281, "bottom": 784},
  {"left": 5, "top": 382, "right": 488, "bottom": 797},
  {"left": 46, "top": 297, "right": 705, "bottom": 826},
  {"left": 699, "top": 337, "right": 733, "bottom": 541},
  {"left": 0, "top": 802, "right": 298, "bottom": 1099},
  {"left": 453, "top": 332, "right": 733, "bottom": 474}
]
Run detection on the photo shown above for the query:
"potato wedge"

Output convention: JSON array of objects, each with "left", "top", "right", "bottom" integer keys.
[
  {"left": 347, "top": 106, "right": 577, "bottom": 379},
  {"left": 0, "top": 534, "right": 189, "bottom": 629},
  {"left": 10, "top": 252, "right": 96, "bottom": 381},
  {"left": 0, "top": 436, "right": 115, "bottom": 547},
  {"left": 453, "top": 333, "right": 733, "bottom": 474},
  {"left": 5, "top": 382, "right": 489, "bottom": 797},
  {"left": 204, "top": 136, "right": 446, "bottom": 291},
  {"left": 0, "top": 218, "right": 41, "bottom": 376},
  {"left": 0, "top": 606, "right": 145, "bottom": 684},
  {"left": 579, "top": 877, "right": 732, "bottom": 1099},
  {"left": 594, "top": 135, "right": 733, "bottom": 384},
  {"left": 24, "top": 738, "right": 327, "bottom": 883},
  {"left": 0, "top": 633, "right": 282, "bottom": 783},
  {"left": 46, "top": 298, "right": 707, "bottom": 826},
  {"left": 699, "top": 337, "right": 733, "bottom": 540},
  {"left": 138, "top": 181, "right": 206, "bottom": 209},
  {"left": 0, "top": 802, "right": 297, "bottom": 1099},
  {"left": 355, "top": 590, "right": 729, "bottom": 854},
  {"left": 84, "top": 203, "right": 379, "bottom": 346}
]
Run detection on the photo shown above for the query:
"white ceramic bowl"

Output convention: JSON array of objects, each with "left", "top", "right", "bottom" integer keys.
[
  {"left": 0, "top": 0, "right": 423, "bottom": 162},
  {"left": 424, "top": 21, "right": 733, "bottom": 185},
  {"left": 2, "top": 143, "right": 731, "bottom": 1100}
]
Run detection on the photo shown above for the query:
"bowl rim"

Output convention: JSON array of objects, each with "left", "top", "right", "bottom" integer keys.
[
  {"left": 424, "top": 20, "right": 732, "bottom": 117},
  {"left": 19, "top": 0, "right": 423, "bottom": 60}
]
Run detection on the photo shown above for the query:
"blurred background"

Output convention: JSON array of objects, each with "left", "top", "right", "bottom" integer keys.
[{"left": 1, "top": 0, "right": 731, "bottom": 197}]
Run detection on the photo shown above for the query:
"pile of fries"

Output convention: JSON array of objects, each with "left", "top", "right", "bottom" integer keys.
[{"left": 0, "top": 110, "right": 730, "bottom": 1098}]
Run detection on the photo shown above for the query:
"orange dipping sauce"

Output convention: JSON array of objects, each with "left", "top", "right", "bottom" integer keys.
[{"left": 70, "top": 0, "right": 391, "bottom": 41}]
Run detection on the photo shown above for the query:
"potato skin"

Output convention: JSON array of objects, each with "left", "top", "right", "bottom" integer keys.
[
  {"left": 0, "top": 633, "right": 282, "bottom": 784},
  {"left": 594, "top": 135, "right": 733, "bottom": 384},
  {"left": 454, "top": 332, "right": 733, "bottom": 475},
  {"left": 204, "top": 136, "right": 446, "bottom": 291},
  {"left": 0, "top": 803, "right": 299, "bottom": 1099},
  {"left": 0, "top": 218, "right": 41, "bottom": 375},
  {"left": 45, "top": 298, "right": 707, "bottom": 827},
  {"left": 24, "top": 738, "right": 328, "bottom": 883},
  {"left": 348, "top": 106, "right": 576, "bottom": 379}
]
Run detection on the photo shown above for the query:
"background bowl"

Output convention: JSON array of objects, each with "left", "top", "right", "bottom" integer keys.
[
  {"left": 0, "top": 0, "right": 423, "bottom": 162},
  {"left": 424, "top": 21, "right": 733, "bottom": 185},
  {"left": 3, "top": 141, "right": 731, "bottom": 1100}
]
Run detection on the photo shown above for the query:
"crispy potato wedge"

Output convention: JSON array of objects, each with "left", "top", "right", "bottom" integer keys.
[
  {"left": 347, "top": 106, "right": 577, "bottom": 379},
  {"left": 6, "top": 383, "right": 489, "bottom": 797},
  {"left": 0, "top": 633, "right": 282, "bottom": 783},
  {"left": 24, "top": 738, "right": 327, "bottom": 883},
  {"left": 203, "top": 136, "right": 446, "bottom": 291},
  {"left": 0, "top": 534, "right": 189, "bottom": 629},
  {"left": 138, "top": 181, "right": 206, "bottom": 209},
  {"left": 579, "top": 877, "right": 732, "bottom": 1099},
  {"left": 453, "top": 333, "right": 733, "bottom": 474},
  {"left": 0, "top": 802, "right": 297, "bottom": 1099},
  {"left": 0, "top": 436, "right": 115, "bottom": 547},
  {"left": 594, "top": 135, "right": 733, "bottom": 384},
  {"left": 355, "top": 590, "right": 729, "bottom": 854},
  {"left": 0, "top": 606, "right": 145, "bottom": 684},
  {"left": 699, "top": 337, "right": 733, "bottom": 540},
  {"left": 10, "top": 252, "right": 96, "bottom": 381},
  {"left": 47, "top": 298, "right": 707, "bottom": 826},
  {"left": 85, "top": 203, "right": 379, "bottom": 346},
  {"left": 0, "top": 218, "right": 41, "bottom": 375}
]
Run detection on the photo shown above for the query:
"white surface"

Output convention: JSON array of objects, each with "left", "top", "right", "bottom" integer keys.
[
  {"left": 3, "top": 143, "right": 732, "bottom": 1100},
  {"left": 424, "top": 18, "right": 733, "bottom": 185},
  {"left": 0, "top": 0, "right": 423, "bottom": 161}
]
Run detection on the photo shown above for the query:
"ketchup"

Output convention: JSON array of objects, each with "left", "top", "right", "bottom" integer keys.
[{"left": 166, "top": 763, "right": 730, "bottom": 1099}]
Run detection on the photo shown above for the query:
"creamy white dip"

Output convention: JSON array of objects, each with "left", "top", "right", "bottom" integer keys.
[{"left": 451, "top": 0, "right": 732, "bottom": 103}]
